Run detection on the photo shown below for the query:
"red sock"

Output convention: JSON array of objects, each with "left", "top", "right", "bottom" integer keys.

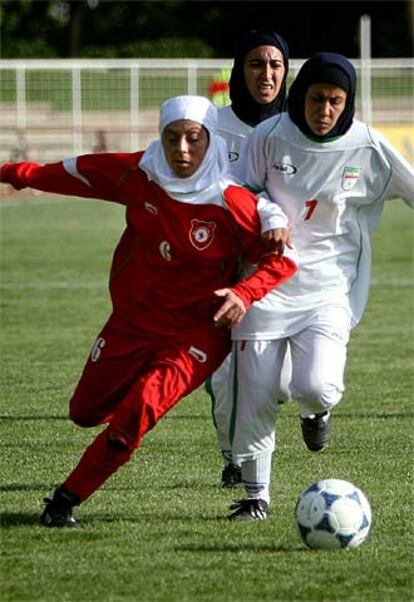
[{"left": 63, "top": 429, "right": 133, "bottom": 502}]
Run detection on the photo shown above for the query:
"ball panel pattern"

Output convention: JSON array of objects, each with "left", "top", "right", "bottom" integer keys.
[{"left": 295, "top": 479, "right": 372, "bottom": 550}]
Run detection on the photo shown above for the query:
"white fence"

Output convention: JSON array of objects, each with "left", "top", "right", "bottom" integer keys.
[{"left": 0, "top": 58, "right": 413, "bottom": 163}]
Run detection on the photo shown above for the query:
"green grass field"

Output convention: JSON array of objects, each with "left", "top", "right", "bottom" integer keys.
[{"left": 1, "top": 193, "right": 413, "bottom": 602}]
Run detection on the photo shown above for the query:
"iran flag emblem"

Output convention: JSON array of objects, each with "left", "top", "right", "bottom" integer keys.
[
  {"left": 189, "top": 219, "right": 217, "bottom": 250},
  {"left": 341, "top": 166, "right": 361, "bottom": 190}
]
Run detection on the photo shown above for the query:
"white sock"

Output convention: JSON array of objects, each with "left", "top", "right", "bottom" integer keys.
[{"left": 241, "top": 453, "right": 272, "bottom": 505}]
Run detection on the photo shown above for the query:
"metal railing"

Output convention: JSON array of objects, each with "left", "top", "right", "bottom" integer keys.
[{"left": 1, "top": 58, "right": 413, "bottom": 162}]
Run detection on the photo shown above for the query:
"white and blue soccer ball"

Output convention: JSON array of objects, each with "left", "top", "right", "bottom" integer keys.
[{"left": 294, "top": 478, "right": 372, "bottom": 550}]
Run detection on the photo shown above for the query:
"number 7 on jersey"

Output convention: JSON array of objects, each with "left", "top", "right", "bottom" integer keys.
[{"left": 304, "top": 199, "right": 318, "bottom": 221}]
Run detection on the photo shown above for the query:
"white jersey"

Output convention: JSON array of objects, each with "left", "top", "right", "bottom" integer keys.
[
  {"left": 233, "top": 113, "right": 414, "bottom": 339},
  {"left": 217, "top": 105, "right": 288, "bottom": 233},
  {"left": 217, "top": 105, "right": 253, "bottom": 181}
]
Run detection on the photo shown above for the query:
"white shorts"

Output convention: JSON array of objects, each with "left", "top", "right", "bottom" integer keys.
[
  {"left": 210, "top": 346, "right": 292, "bottom": 460},
  {"left": 214, "top": 305, "right": 351, "bottom": 462}
]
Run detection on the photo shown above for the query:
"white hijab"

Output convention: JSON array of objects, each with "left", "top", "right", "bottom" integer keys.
[{"left": 139, "top": 95, "right": 231, "bottom": 204}]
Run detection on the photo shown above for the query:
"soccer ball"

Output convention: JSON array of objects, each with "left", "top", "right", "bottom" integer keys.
[{"left": 294, "top": 479, "right": 372, "bottom": 550}]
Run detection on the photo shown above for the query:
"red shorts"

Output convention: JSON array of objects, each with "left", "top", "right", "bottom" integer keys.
[{"left": 69, "top": 314, "right": 230, "bottom": 450}]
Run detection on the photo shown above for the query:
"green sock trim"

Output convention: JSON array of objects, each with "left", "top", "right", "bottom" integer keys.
[
  {"left": 205, "top": 376, "right": 217, "bottom": 429},
  {"left": 229, "top": 343, "right": 238, "bottom": 447}
]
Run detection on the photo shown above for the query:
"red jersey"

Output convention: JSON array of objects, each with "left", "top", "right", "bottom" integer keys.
[{"left": 1, "top": 154, "right": 297, "bottom": 334}]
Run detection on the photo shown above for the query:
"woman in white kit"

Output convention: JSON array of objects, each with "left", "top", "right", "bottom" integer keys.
[
  {"left": 225, "top": 52, "right": 414, "bottom": 521},
  {"left": 207, "top": 28, "right": 293, "bottom": 489}
]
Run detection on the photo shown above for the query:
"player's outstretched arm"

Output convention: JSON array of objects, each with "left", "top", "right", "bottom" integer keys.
[
  {"left": 0, "top": 160, "right": 88, "bottom": 196},
  {"left": 0, "top": 154, "right": 133, "bottom": 204}
]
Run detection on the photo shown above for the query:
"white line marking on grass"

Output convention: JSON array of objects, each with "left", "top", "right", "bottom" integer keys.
[
  {"left": 0, "top": 200, "right": 59, "bottom": 208},
  {"left": 0, "top": 193, "right": 97, "bottom": 208},
  {"left": 371, "top": 277, "right": 413, "bottom": 287},
  {"left": 0, "top": 281, "right": 106, "bottom": 290},
  {"left": 2, "top": 279, "right": 412, "bottom": 290}
]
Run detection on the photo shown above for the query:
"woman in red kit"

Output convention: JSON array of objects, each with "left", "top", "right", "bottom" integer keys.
[{"left": 1, "top": 95, "right": 297, "bottom": 527}]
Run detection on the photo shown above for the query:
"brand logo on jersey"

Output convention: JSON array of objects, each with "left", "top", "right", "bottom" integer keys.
[
  {"left": 272, "top": 162, "right": 297, "bottom": 175},
  {"left": 228, "top": 151, "right": 239, "bottom": 163},
  {"left": 341, "top": 166, "right": 361, "bottom": 190},
  {"left": 144, "top": 201, "right": 158, "bottom": 215},
  {"left": 189, "top": 219, "right": 217, "bottom": 250},
  {"left": 91, "top": 337, "right": 106, "bottom": 362},
  {"left": 159, "top": 241, "right": 172, "bottom": 261},
  {"left": 188, "top": 345, "right": 208, "bottom": 363}
]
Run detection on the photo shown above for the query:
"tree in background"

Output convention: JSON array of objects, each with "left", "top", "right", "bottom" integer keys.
[
  {"left": 0, "top": 0, "right": 412, "bottom": 58},
  {"left": 0, "top": 0, "right": 215, "bottom": 57}
]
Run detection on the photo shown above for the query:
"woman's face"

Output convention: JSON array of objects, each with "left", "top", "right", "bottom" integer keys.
[
  {"left": 162, "top": 120, "right": 209, "bottom": 177},
  {"left": 304, "top": 83, "right": 347, "bottom": 136},
  {"left": 243, "top": 45, "right": 286, "bottom": 105}
]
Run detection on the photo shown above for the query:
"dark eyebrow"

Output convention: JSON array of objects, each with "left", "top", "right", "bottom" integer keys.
[
  {"left": 247, "top": 60, "right": 283, "bottom": 71},
  {"left": 249, "top": 57, "right": 283, "bottom": 64},
  {"left": 309, "top": 91, "right": 345, "bottom": 99}
]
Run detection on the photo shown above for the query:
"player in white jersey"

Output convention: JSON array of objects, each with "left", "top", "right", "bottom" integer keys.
[
  {"left": 216, "top": 28, "right": 289, "bottom": 180},
  {"left": 225, "top": 52, "right": 414, "bottom": 521},
  {"left": 207, "top": 28, "right": 292, "bottom": 489}
]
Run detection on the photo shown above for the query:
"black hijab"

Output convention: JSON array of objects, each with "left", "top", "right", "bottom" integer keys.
[
  {"left": 229, "top": 29, "right": 289, "bottom": 127},
  {"left": 288, "top": 52, "right": 356, "bottom": 140}
]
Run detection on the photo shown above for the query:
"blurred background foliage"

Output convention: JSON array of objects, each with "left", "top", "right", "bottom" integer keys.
[{"left": 0, "top": 0, "right": 413, "bottom": 59}]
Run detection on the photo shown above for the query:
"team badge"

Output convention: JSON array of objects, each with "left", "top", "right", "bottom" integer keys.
[
  {"left": 341, "top": 166, "right": 361, "bottom": 190},
  {"left": 189, "top": 219, "right": 217, "bottom": 250}
]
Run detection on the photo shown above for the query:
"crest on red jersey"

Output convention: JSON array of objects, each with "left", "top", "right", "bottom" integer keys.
[{"left": 189, "top": 219, "right": 217, "bottom": 250}]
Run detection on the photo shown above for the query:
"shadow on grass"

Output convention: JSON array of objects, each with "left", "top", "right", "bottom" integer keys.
[
  {"left": 0, "top": 482, "right": 53, "bottom": 492},
  {"left": 279, "top": 410, "right": 414, "bottom": 420},
  {"left": 335, "top": 411, "right": 414, "bottom": 419},
  {"left": 1, "top": 512, "right": 43, "bottom": 527},
  {"left": 163, "top": 481, "right": 220, "bottom": 491},
  {"left": 0, "top": 414, "right": 67, "bottom": 420},
  {"left": 165, "top": 414, "right": 208, "bottom": 420},
  {"left": 0, "top": 513, "right": 234, "bottom": 528},
  {"left": 174, "top": 542, "right": 305, "bottom": 553},
  {"left": 0, "top": 413, "right": 208, "bottom": 422}
]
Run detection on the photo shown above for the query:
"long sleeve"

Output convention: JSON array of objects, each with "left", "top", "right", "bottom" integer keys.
[
  {"left": 1, "top": 160, "right": 83, "bottom": 194},
  {"left": 223, "top": 184, "right": 298, "bottom": 310},
  {"left": 231, "top": 244, "right": 298, "bottom": 310},
  {"left": 370, "top": 128, "right": 414, "bottom": 206},
  {"left": 256, "top": 191, "right": 288, "bottom": 232},
  {"left": 0, "top": 152, "right": 143, "bottom": 205}
]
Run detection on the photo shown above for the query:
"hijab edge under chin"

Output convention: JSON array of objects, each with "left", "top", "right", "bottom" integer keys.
[{"left": 139, "top": 128, "right": 231, "bottom": 204}]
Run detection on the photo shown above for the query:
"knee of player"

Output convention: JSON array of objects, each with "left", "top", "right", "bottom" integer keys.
[{"left": 296, "top": 379, "right": 343, "bottom": 408}]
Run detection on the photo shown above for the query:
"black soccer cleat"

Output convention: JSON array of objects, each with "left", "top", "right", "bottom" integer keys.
[
  {"left": 221, "top": 463, "right": 243, "bottom": 489},
  {"left": 300, "top": 411, "right": 332, "bottom": 452},
  {"left": 40, "top": 486, "right": 80, "bottom": 528},
  {"left": 228, "top": 498, "right": 269, "bottom": 521}
]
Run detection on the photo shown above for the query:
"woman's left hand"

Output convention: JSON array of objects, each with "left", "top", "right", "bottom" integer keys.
[{"left": 213, "top": 289, "right": 247, "bottom": 328}]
